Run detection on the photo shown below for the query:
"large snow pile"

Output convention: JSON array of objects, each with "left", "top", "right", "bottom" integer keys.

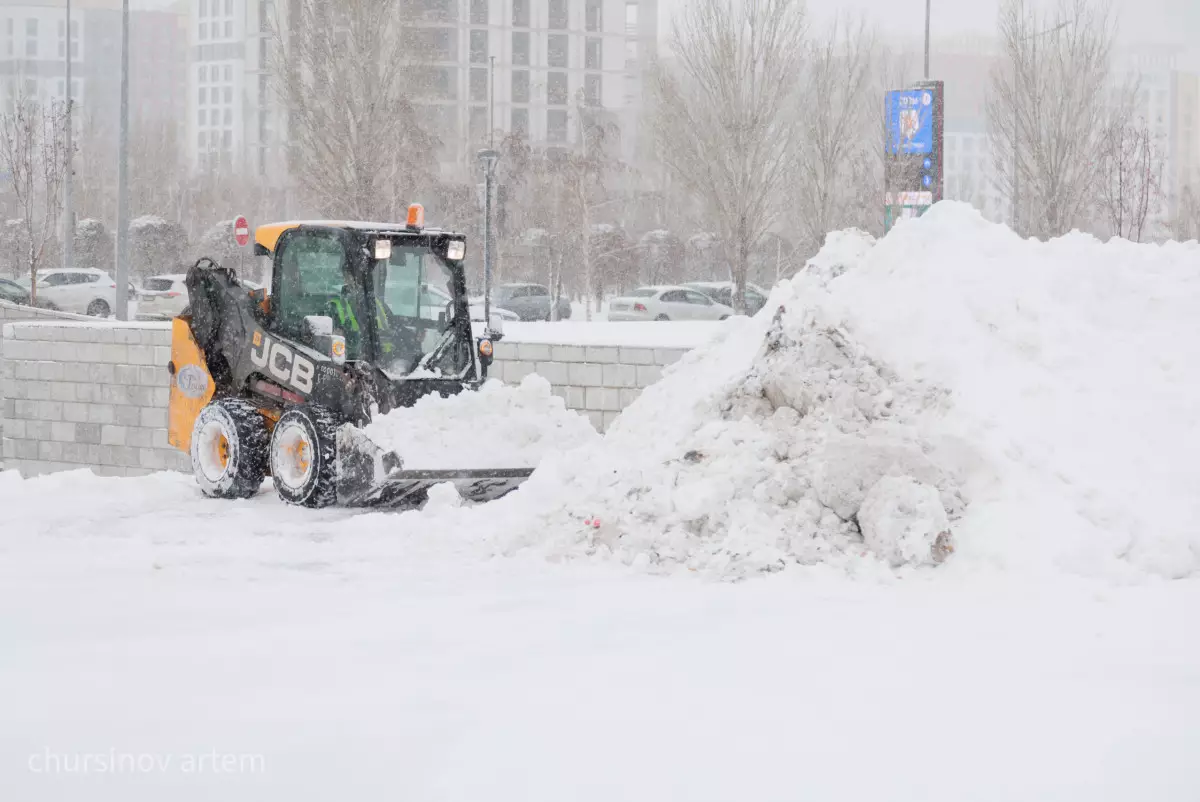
[
  {"left": 361, "top": 374, "right": 599, "bottom": 469},
  {"left": 495, "top": 202, "right": 1200, "bottom": 580}
]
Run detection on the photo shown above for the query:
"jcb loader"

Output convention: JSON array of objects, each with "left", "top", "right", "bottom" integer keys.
[{"left": 167, "top": 205, "right": 532, "bottom": 508}]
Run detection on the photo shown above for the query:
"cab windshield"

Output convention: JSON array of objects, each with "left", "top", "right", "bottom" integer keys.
[
  {"left": 273, "top": 229, "right": 471, "bottom": 379},
  {"left": 371, "top": 243, "right": 470, "bottom": 379}
]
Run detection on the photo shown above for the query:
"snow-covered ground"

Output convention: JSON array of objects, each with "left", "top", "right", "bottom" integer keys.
[
  {"left": 2, "top": 471, "right": 1198, "bottom": 802},
  {"left": 5, "top": 203, "right": 1200, "bottom": 799}
]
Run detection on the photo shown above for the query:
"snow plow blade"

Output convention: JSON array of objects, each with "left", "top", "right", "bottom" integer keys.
[{"left": 334, "top": 424, "right": 533, "bottom": 508}]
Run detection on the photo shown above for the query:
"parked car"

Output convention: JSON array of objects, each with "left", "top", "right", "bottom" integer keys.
[
  {"left": 491, "top": 283, "right": 572, "bottom": 321},
  {"left": 684, "top": 281, "right": 769, "bottom": 316},
  {"left": 388, "top": 282, "right": 519, "bottom": 325},
  {"left": 14, "top": 268, "right": 136, "bottom": 317},
  {"left": 608, "top": 285, "right": 735, "bottom": 322},
  {"left": 0, "top": 277, "right": 31, "bottom": 305},
  {"left": 137, "top": 273, "right": 189, "bottom": 319}
]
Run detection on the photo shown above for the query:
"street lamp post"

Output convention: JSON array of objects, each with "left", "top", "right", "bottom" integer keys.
[
  {"left": 924, "top": 0, "right": 931, "bottom": 79},
  {"left": 477, "top": 148, "right": 500, "bottom": 327},
  {"left": 114, "top": 0, "right": 131, "bottom": 319},
  {"left": 63, "top": 0, "right": 73, "bottom": 271}
]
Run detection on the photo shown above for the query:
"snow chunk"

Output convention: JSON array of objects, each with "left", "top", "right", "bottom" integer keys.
[
  {"left": 858, "top": 476, "right": 952, "bottom": 567},
  {"left": 360, "top": 375, "right": 599, "bottom": 470}
]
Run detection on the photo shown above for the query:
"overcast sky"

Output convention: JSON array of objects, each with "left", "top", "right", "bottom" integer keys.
[{"left": 658, "top": 0, "right": 1200, "bottom": 52}]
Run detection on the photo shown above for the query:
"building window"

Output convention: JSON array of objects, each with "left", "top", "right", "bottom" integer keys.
[
  {"left": 470, "top": 0, "right": 488, "bottom": 25},
  {"left": 224, "top": 65, "right": 232, "bottom": 81},
  {"left": 549, "top": 0, "right": 568, "bottom": 29},
  {"left": 548, "top": 35, "right": 568, "bottom": 69},
  {"left": 470, "top": 67, "right": 487, "bottom": 102},
  {"left": 199, "top": 87, "right": 207, "bottom": 104},
  {"left": 547, "top": 109, "right": 567, "bottom": 142},
  {"left": 199, "top": 22, "right": 208, "bottom": 40},
  {"left": 585, "top": 38, "right": 602, "bottom": 70},
  {"left": 199, "top": 109, "right": 206, "bottom": 125},
  {"left": 512, "top": 107, "right": 528, "bottom": 137},
  {"left": 26, "top": 18, "right": 37, "bottom": 57},
  {"left": 585, "top": 0, "right": 602, "bottom": 32},
  {"left": 225, "top": 108, "right": 232, "bottom": 125},
  {"left": 200, "top": 0, "right": 208, "bottom": 15},
  {"left": 426, "top": 67, "right": 456, "bottom": 100},
  {"left": 469, "top": 29, "right": 487, "bottom": 63},
  {"left": 224, "top": 20, "right": 233, "bottom": 37},
  {"left": 547, "top": 71, "right": 567, "bottom": 105},
  {"left": 198, "top": 65, "right": 207, "bottom": 82},
  {"left": 585, "top": 74, "right": 601, "bottom": 106},
  {"left": 224, "top": 86, "right": 232, "bottom": 103},
  {"left": 512, "top": 32, "right": 529, "bottom": 66},
  {"left": 425, "top": 27, "right": 455, "bottom": 61},
  {"left": 511, "top": 70, "right": 529, "bottom": 103},
  {"left": 512, "top": 0, "right": 528, "bottom": 27},
  {"left": 469, "top": 106, "right": 488, "bottom": 142},
  {"left": 420, "top": 0, "right": 457, "bottom": 23}
]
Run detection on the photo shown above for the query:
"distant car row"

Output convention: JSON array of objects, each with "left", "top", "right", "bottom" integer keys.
[
  {"left": 608, "top": 282, "right": 768, "bottom": 322},
  {"left": 0, "top": 272, "right": 769, "bottom": 325}
]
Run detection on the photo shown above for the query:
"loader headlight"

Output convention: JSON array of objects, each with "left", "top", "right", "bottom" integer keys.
[
  {"left": 374, "top": 239, "right": 392, "bottom": 260},
  {"left": 479, "top": 339, "right": 493, "bottom": 358},
  {"left": 445, "top": 239, "right": 466, "bottom": 261}
]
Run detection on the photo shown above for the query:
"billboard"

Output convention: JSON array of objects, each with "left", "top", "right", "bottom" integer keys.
[
  {"left": 885, "top": 88, "right": 936, "bottom": 154},
  {"left": 883, "top": 81, "right": 944, "bottom": 232}
]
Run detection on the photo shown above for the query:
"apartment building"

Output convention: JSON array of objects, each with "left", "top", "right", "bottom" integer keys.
[
  {"left": 187, "top": 0, "right": 278, "bottom": 176},
  {"left": 0, "top": 0, "right": 186, "bottom": 137},
  {"left": 182, "top": 0, "right": 656, "bottom": 185}
]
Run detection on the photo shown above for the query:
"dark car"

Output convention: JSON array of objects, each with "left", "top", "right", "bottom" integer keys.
[
  {"left": 684, "top": 281, "right": 769, "bottom": 316},
  {"left": 493, "top": 283, "right": 572, "bottom": 321},
  {"left": 0, "top": 277, "right": 31, "bottom": 306}
]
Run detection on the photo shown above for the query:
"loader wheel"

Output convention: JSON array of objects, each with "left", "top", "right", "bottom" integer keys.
[
  {"left": 191, "top": 398, "right": 269, "bottom": 499},
  {"left": 270, "top": 405, "right": 339, "bottom": 508}
]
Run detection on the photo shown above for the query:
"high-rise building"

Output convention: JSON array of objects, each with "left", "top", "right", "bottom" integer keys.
[
  {"left": 0, "top": 0, "right": 186, "bottom": 139},
  {"left": 187, "top": 0, "right": 279, "bottom": 177},
  {"left": 182, "top": 0, "right": 656, "bottom": 187}
]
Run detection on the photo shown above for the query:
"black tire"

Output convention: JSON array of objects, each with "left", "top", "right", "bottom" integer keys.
[
  {"left": 270, "top": 404, "right": 339, "bottom": 508},
  {"left": 40, "top": 301, "right": 59, "bottom": 311},
  {"left": 719, "top": 315, "right": 730, "bottom": 321},
  {"left": 190, "top": 398, "right": 269, "bottom": 499},
  {"left": 87, "top": 299, "right": 110, "bottom": 317},
  {"left": 655, "top": 314, "right": 670, "bottom": 321}
]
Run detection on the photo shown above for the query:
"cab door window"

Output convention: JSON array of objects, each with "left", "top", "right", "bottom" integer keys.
[{"left": 273, "top": 230, "right": 352, "bottom": 346}]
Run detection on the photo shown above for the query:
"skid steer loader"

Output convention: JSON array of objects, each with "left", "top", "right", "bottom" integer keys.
[{"left": 166, "top": 205, "right": 533, "bottom": 508}]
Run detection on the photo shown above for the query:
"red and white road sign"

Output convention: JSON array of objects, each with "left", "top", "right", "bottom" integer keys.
[{"left": 234, "top": 215, "right": 250, "bottom": 247}]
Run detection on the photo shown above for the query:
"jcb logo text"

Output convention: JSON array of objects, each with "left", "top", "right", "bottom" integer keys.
[{"left": 250, "top": 331, "right": 315, "bottom": 394}]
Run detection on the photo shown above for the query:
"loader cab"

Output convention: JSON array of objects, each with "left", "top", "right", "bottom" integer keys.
[{"left": 261, "top": 218, "right": 475, "bottom": 380}]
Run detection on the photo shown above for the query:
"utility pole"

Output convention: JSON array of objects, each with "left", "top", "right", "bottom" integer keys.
[
  {"left": 114, "top": 0, "right": 130, "bottom": 319},
  {"left": 924, "top": 0, "right": 931, "bottom": 79},
  {"left": 62, "top": 0, "right": 74, "bottom": 270}
]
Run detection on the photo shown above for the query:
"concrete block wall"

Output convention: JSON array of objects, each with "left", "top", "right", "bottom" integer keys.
[
  {"left": 0, "top": 319, "right": 692, "bottom": 478},
  {"left": 489, "top": 341, "right": 687, "bottom": 431},
  {"left": 0, "top": 321, "right": 186, "bottom": 477}
]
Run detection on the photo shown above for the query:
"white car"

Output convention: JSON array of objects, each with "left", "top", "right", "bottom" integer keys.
[
  {"left": 608, "top": 285, "right": 734, "bottom": 322},
  {"left": 137, "top": 274, "right": 189, "bottom": 319},
  {"left": 15, "top": 268, "right": 135, "bottom": 317}
]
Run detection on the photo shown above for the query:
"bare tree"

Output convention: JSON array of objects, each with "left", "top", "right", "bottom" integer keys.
[
  {"left": 268, "top": 0, "right": 438, "bottom": 220},
  {"left": 986, "top": 0, "right": 1118, "bottom": 238},
  {"left": 652, "top": 0, "right": 808, "bottom": 313},
  {"left": 0, "top": 89, "right": 68, "bottom": 303},
  {"left": 1096, "top": 106, "right": 1164, "bottom": 242},
  {"left": 790, "top": 15, "right": 877, "bottom": 252}
]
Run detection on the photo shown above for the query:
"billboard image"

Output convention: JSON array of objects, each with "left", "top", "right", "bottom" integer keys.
[{"left": 885, "top": 88, "right": 935, "bottom": 154}]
